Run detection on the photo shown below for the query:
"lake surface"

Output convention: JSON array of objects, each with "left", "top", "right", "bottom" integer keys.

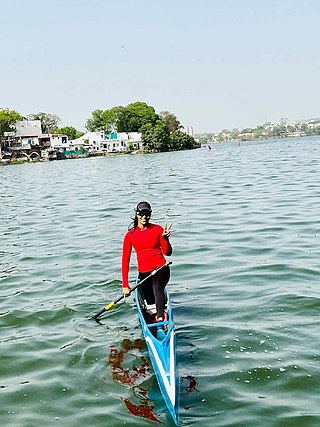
[{"left": 1, "top": 137, "right": 320, "bottom": 426}]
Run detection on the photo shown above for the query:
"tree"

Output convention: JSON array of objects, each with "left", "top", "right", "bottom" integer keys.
[
  {"left": 286, "top": 125, "right": 296, "bottom": 133},
  {"left": 170, "top": 130, "right": 198, "bottom": 150},
  {"left": 272, "top": 124, "right": 286, "bottom": 137},
  {"left": 86, "top": 108, "right": 123, "bottom": 133},
  {"left": 300, "top": 123, "right": 308, "bottom": 132},
  {"left": 217, "top": 132, "right": 226, "bottom": 142},
  {"left": 229, "top": 128, "right": 240, "bottom": 140},
  {"left": 86, "top": 109, "right": 105, "bottom": 132},
  {"left": 0, "top": 109, "right": 23, "bottom": 152},
  {"left": 117, "top": 102, "right": 159, "bottom": 132},
  {"left": 85, "top": 101, "right": 198, "bottom": 153},
  {"left": 241, "top": 128, "right": 253, "bottom": 133},
  {"left": 0, "top": 108, "right": 23, "bottom": 136},
  {"left": 141, "top": 121, "right": 170, "bottom": 151},
  {"left": 253, "top": 128, "right": 265, "bottom": 139},
  {"left": 159, "top": 111, "right": 182, "bottom": 133},
  {"left": 54, "top": 126, "right": 84, "bottom": 140},
  {"left": 199, "top": 135, "right": 209, "bottom": 145},
  {"left": 108, "top": 106, "right": 126, "bottom": 132},
  {"left": 28, "top": 112, "right": 60, "bottom": 133}
]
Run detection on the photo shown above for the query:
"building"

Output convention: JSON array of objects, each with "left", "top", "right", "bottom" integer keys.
[
  {"left": 69, "top": 131, "right": 105, "bottom": 152},
  {"left": 2, "top": 120, "right": 69, "bottom": 161},
  {"left": 103, "top": 132, "right": 142, "bottom": 152},
  {"left": 70, "top": 131, "right": 142, "bottom": 153},
  {"left": 184, "top": 126, "right": 194, "bottom": 136},
  {"left": 2, "top": 120, "right": 143, "bottom": 162}
]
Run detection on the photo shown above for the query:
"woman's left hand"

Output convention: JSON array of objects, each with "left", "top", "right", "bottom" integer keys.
[{"left": 162, "top": 223, "right": 172, "bottom": 238}]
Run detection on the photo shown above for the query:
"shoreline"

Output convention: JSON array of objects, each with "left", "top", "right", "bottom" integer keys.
[{"left": 0, "top": 147, "right": 199, "bottom": 166}]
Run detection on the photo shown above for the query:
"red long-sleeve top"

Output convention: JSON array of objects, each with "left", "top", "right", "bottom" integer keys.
[{"left": 122, "top": 223, "right": 172, "bottom": 288}]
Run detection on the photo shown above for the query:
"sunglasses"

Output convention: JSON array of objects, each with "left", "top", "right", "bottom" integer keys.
[{"left": 137, "top": 211, "right": 151, "bottom": 217}]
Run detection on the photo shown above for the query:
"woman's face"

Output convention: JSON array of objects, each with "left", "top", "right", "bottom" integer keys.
[{"left": 137, "top": 210, "right": 151, "bottom": 228}]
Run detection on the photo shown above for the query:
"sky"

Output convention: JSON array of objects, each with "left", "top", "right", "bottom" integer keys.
[{"left": 2, "top": 0, "right": 320, "bottom": 133}]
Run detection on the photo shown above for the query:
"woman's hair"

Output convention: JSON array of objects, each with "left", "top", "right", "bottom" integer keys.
[{"left": 128, "top": 213, "right": 138, "bottom": 231}]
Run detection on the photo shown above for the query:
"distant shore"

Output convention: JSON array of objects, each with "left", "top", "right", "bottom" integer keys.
[{"left": 195, "top": 118, "right": 320, "bottom": 145}]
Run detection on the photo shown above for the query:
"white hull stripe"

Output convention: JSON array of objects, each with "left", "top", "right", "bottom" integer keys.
[{"left": 145, "top": 330, "right": 176, "bottom": 406}]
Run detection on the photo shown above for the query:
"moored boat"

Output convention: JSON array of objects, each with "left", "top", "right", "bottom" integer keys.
[{"left": 135, "top": 286, "right": 179, "bottom": 425}]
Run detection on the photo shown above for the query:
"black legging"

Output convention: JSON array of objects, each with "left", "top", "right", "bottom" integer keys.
[{"left": 138, "top": 265, "right": 170, "bottom": 319}]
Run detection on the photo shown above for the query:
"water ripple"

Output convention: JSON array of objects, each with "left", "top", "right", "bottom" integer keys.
[{"left": 1, "top": 138, "right": 320, "bottom": 426}]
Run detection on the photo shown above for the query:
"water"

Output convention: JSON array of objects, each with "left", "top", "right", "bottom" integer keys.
[{"left": 1, "top": 137, "right": 320, "bottom": 426}]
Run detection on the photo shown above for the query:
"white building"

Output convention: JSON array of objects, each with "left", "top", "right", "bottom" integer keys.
[
  {"left": 103, "top": 132, "right": 142, "bottom": 152},
  {"left": 184, "top": 126, "right": 194, "bottom": 136},
  {"left": 69, "top": 131, "right": 105, "bottom": 152},
  {"left": 70, "top": 131, "right": 142, "bottom": 153},
  {"left": 48, "top": 134, "right": 69, "bottom": 149}
]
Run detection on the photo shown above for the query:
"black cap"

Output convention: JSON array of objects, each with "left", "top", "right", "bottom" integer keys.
[{"left": 136, "top": 201, "right": 152, "bottom": 213}]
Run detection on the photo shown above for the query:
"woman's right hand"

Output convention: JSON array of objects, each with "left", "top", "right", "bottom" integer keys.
[
  {"left": 162, "top": 223, "right": 172, "bottom": 238},
  {"left": 122, "top": 287, "right": 131, "bottom": 297}
]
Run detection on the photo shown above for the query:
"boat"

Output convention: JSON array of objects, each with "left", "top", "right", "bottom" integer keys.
[{"left": 135, "top": 286, "right": 179, "bottom": 425}]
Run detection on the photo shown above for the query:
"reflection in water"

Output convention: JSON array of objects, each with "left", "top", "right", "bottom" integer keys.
[
  {"left": 108, "top": 338, "right": 161, "bottom": 423},
  {"left": 123, "top": 398, "right": 160, "bottom": 423},
  {"left": 181, "top": 375, "right": 198, "bottom": 395}
]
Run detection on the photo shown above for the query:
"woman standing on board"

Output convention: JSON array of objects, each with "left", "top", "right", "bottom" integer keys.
[{"left": 122, "top": 201, "right": 172, "bottom": 337}]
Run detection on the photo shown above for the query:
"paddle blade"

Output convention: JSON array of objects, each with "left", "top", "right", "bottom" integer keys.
[{"left": 92, "top": 307, "right": 106, "bottom": 320}]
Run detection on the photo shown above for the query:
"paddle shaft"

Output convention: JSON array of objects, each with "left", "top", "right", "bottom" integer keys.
[{"left": 93, "top": 261, "right": 171, "bottom": 319}]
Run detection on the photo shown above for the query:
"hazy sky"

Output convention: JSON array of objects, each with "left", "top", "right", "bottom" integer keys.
[{"left": 2, "top": 0, "right": 320, "bottom": 133}]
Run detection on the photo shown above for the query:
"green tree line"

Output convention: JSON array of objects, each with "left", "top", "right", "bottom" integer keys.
[
  {"left": 0, "top": 102, "right": 198, "bottom": 153},
  {"left": 85, "top": 101, "right": 198, "bottom": 152}
]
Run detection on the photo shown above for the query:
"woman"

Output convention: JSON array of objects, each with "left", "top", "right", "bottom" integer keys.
[{"left": 122, "top": 201, "right": 172, "bottom": 335}]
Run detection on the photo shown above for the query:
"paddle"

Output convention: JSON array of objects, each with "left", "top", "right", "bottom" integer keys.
[{"left": 92, "top": 261, "right": 172, "bottom": 320}]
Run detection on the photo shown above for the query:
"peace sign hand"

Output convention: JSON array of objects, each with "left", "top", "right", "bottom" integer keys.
[{"left": 162, "top": 223, "right": 172, "bottom": 238}]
